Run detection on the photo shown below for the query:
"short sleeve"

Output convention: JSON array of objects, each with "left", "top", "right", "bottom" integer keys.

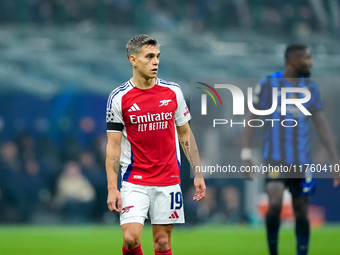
[
  {"left": 252, "top": 77, "right": 271, "bottom": 110},
  {"left": 174, "top": 86, "right": 191, "bottom": 126},
  {"left": 307, "top": 82, "right": 322, "bottom": 113},
  {"left": 106, "top": 93, "right": 124, "bottom": 132}
]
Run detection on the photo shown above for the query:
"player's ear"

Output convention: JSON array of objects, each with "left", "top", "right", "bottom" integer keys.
[
  {"left": 291, "top": 57, "right": 300, "bottom": 68},
  {"left": 129, "top": 54, "right": 137, "bottom": 67},
  {"left": 286, "top": 55, "right": 296, "bottom": 68},
  {"left": 290, "top": 51, "right": 304, "bottom": 67}
]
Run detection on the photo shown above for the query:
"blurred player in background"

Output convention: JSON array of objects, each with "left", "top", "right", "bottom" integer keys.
[
  {"left": 105, "top": 34, "right": 206, "bottom": 255},
  {"left": 241, "top": 44, "right": 340, "bottom": 255}
]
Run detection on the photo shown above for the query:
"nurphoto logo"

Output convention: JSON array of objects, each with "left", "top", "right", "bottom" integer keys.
[{"left": 196, "top": 80, "right": 312, "bottom": 128}]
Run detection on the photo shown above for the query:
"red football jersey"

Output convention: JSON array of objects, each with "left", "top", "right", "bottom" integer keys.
[{"left": 106, "top": 78, "right": 191, "bottom": 186}]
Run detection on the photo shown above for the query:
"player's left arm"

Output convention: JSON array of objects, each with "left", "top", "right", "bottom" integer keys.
[
  {"left": 312, "top": 110, "right": 340, "bottom": 187},
  {"left": 177, "top": 122, "right": 206, "bottom": 201}
]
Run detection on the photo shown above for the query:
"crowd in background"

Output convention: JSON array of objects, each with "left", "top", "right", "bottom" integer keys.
[
  {"left": 0, "top": 0, "right": 339, "bottom": 36},
  {"left": 0, "top": 132, "right": 109, "bottom": 224},
  {"left": 0, "top": 131, "right": 244, "bottom": 225}
]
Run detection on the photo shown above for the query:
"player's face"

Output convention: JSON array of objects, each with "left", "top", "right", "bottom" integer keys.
[
  {"left": 133, "top": 45, "right": 160, "bottom": 79},
  {"left": 295, "top": 49, "right": 313, "bottom": 77}
]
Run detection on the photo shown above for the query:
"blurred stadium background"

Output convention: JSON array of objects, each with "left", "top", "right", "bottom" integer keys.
[{"left": 0, "top": 0, "right": 340, "bottom": 254}]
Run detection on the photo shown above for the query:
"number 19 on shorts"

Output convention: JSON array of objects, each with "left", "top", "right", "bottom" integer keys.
[{"left": 170, "top": 192, "right": 183, "bottom": 210}]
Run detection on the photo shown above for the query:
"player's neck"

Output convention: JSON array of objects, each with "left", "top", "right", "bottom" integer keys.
[{"left": 131, "top": 76, "right": 157, "bottom": 90}]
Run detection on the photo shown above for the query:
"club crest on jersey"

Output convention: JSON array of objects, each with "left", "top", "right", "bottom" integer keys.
[
  {"left": 122, "top": 206, "right": 134, "bottom": 214},
  {"left": 159, "top": 99, "right": 172, "bottom": 106}
]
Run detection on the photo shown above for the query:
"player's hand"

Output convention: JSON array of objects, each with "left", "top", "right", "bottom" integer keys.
[
  {"left": 332, "top": 158, "right": 340, "bottom": 187},
  {"left": 193, "top": 177, "right": 206, "bottom": 201},
  {"left": 242, "top": 159, "right": 254, "bottom": 180},
  {"left": 107, "top": 189, "right": 122, "bottom": 213}
]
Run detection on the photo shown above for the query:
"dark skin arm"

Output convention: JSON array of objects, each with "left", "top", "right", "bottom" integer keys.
[
  {"left": 312, "top": 110, "right": 340, "bottom": 187},
  {"left": 241, "top": 112, "right": 257, "bottom": 179}
]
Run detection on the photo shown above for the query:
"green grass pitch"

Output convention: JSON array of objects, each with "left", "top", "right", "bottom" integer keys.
[{"left": 0, "top": 224, "right": 339, "bottom": 254}]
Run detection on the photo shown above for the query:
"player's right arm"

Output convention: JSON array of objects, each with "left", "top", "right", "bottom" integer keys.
[
  {"left": 312, "top": 110, "right": 340, "bottom": 187},
  {"left": 106, "top": 131, "right": 122, "bottom": 212}
]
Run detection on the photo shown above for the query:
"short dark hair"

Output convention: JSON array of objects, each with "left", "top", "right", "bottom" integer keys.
[
  {"left": 126, "top": 34, "right": 159, "bottom": 58},
  {"left": 285, "top": 44, "right": 309, "bottom": 62}
]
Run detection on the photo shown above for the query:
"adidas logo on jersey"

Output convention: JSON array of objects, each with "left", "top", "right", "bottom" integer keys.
[
  {"left": 128, "top": 103, "right": 141, "bottom": 112},
  {"left": 169, "top": 211, "right": 179, "bottom": 219}
]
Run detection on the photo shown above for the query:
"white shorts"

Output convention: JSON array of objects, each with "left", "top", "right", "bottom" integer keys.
[{"left": 120, "top": 182, "right": 185, "bottom": 225}]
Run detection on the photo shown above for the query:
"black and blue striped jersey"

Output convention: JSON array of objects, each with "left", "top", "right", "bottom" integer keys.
[{"left": 253, "top": 70, "right": 322, "bottom": 165}]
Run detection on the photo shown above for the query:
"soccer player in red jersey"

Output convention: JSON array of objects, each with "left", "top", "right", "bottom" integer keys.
[{"left": 105, "top": 34, "right": 206, "bottom": 255}]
